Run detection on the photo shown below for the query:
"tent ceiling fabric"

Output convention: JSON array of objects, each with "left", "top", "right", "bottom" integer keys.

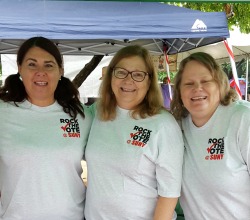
[
  {"left": 178, "top": 27, "right": 250, "bottom": 64},
  {"left": 0, "top": 1, "right": 229, "bottom": 56},
  {"left": 178, "top": 43, "right": 250, "bottom": 65}
]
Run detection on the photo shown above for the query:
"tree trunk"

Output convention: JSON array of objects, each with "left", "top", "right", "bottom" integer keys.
[{"left": 72, "top": 55, "right": 104, "bottom": 88}]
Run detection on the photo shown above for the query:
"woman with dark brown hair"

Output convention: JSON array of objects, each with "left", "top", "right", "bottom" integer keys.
[{"left": 0, "top": 37, "right": 92, "bottom": 220}]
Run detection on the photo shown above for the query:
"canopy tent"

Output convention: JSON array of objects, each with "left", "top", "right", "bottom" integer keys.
[
  {"left": 0, "top": 0, "right": 232, "bottom": 100},
  {"left": 0, "top": 0, "right": 229, "bottom": 56}
]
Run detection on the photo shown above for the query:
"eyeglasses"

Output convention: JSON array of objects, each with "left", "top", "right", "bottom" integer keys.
[{"left": 113, "top": 67, "right": 149, "bottom": 82}]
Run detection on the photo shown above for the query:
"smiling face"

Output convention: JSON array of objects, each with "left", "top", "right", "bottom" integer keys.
[
  {"left": 111, "top": 56, "right": 150, "bottom": 110},
  {"left": 180, "top": 60, "right": 220, "bottom": 127},
  {"left": 18, "top": 46, "right": 63, "bottom": 106}
]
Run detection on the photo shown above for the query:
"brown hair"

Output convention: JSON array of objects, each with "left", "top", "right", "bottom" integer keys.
[
  {"left": 97, "top": 45, "right": 164, "bottom": 121},
  {"left": 171, "top": 52, "right": 238, "bottom": 120},
  {"left": 0, "top": 37, "right": 85, "bottom": 119}
]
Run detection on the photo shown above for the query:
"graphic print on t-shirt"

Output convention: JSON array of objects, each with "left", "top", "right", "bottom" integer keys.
[
  {"left": 60, "top": 118, "right": 81, "bottom": 138},
  {"left": 205, "top": 137, "right": 224, "bottom": 160},
  {"left": 127, "top": 125, "right": 152, "bottom": 148}
]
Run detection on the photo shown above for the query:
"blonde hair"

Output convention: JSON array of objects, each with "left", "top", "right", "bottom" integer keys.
[
  {"left": 171, "top": 52, "right": 239, "bottom": 120},
  {"left": 97, "top": 45, "right": 165, "bottom": 121}
]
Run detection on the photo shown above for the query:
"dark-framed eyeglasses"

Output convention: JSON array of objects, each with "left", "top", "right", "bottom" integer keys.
[{"left": 113, "top": 67, "right": 149, "bottom": 82}]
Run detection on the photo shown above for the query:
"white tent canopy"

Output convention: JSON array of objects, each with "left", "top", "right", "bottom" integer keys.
[{"left": 178, "top": 27, "right": 250, "bottom": 65}]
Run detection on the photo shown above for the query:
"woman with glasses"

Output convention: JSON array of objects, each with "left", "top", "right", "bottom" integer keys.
[{"left": 84, "top": 45, "right": 184, "bottom": 220}]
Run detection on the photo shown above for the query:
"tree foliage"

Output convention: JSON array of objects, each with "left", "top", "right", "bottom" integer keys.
[
  {"left": 169, "top": 2, "right": 250, "bottom": 33},
  {"left": 222, "top": 59, "right": 249, "bottom": 79}
]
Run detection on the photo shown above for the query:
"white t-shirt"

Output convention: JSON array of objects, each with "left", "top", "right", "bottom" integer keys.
[
  {"left": 85, "top": 106, "right": 184, "bottom": 220},
  {"left": 0, "top": 100, "right": 92, "bottom": 220},
  {"left": 180, "top": 101, "right": 250, "bottom": 220}
]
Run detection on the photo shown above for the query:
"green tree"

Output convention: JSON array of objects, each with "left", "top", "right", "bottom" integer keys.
[
  {"left": 169, "top": 2, "right": 250, "bottom": 33},
  {"left": 222, "top": 59, "right": 250, "bottom": 79},
  {"left": 158, "top": 71, "right": 176, "bottom": 82}
]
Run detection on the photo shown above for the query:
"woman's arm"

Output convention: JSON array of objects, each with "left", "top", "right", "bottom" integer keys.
[{"left": 153, "top": 196, "right": 178, "bottom": 220}]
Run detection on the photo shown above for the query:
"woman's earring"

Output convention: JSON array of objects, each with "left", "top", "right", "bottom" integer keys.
[{"left": 19, "top": 76, "right": 23, "bottom": 81}]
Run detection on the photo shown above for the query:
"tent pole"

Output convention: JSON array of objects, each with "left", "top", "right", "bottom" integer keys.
[
  {"left": 0, "top": 55, "right": 2, "bottom": 86},
  {"left": 164, "top": 52, "right": 172, "bottom": 100},
  {"left": 245, "top": 56, "right": 249, "bottom": 101},
  {"left": 224, "top": 39, "right": 242, "bottom": 99}
]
